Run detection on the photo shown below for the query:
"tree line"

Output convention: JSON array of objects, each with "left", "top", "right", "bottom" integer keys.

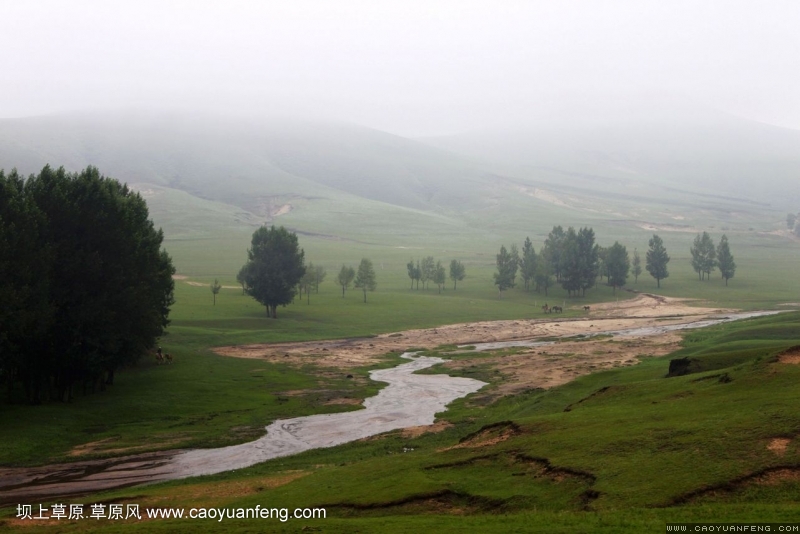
[
  {"left": 0, "top": 166, "right": 175, "bottom": 404},
  {"left": 689, "top": 231, "right": 736, "bottom": 285},
  {"left": 493, "top": 226, "right": 737, "bottom": 297},
  {"left": 406, "top": 257, "right": 465, "bottom": 293}
]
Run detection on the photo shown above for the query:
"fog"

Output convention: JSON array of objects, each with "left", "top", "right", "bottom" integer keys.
[{"left": 2, "top": 1, "right": 800, "bottom": 136}]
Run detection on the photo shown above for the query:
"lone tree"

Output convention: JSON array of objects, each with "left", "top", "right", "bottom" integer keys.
[
  {"left": 716, "top": 234, "right": 736, "bottom": 285},
  {"left": 433, "top": 261, "right": 446, "bottom": 293},
  {"left": 241, "top": 225, "right": 305, "bottom": 318},
  {"left": 354, "top": 258, "right": 377, "bottom": 302},
  {"left": 449, "top": 259, "right": 465, "bottom": 290},
  {"left": 646, "top": 234, "right": 670, "bottom": 288},
  {"left": 632, "top": 248, "right": 642, "bottom": 283},
  {"left": 494, "top": 245, "right": 518, "bottom": 295},
  {"left": 337, "top": 264, "right": 355, "bottom": 297},
  {"left": 605, "top": 242, "right": 630, "bottom": 295},
  {"left": 211, "top": 278, "right": 222, "bottom": 305}
]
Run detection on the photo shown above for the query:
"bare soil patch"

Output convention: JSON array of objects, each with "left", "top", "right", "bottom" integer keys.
[
  {"left": 400, "top": 421, "right": 454, "bottom": 439},
  {"left": 767, "top": 438, "right": 791, "bottom": 456},
  {"left": 216, "top": 294, "right": 723, "bottom": 398},
  {"left": 778, "top": 346, "right": 800, "bottom": 364}
]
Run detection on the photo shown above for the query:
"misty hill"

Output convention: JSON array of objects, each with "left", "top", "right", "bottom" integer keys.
[
  {"left": 0, "top": 113, "right": 496, "bottom": 215},
  {"left": 0, "top": 112, "right": 788, "bottom": 255},
  {"left": 422, "top": 112, "right": 800, "bottom": 210}
]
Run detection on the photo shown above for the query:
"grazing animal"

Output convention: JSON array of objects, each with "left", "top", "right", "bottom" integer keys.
[
  {"left": 584, "top": 306, "right": 591, "bottom": 312},
  {"left": 552, "top": 305, "right": 563, "bottom": 314},
  {"left": 164, "top": 353, "right": 173, "bottom": 364}
]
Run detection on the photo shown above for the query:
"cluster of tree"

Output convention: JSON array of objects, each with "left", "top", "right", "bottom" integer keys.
[
  {"left": 0, "top": 166, "right": 175, "bottom": 404},
  {"left": 494, "top": 227, "right": 676, "bottom": 296},
  {"left": 238, "top": 226, "right": 377, "bottom": 310},
  {"left": 787, "top": 212, "right": 800, "bottom": 237},
  {"left": 335, "top": 260, "right": 377, "bottom": 302},
  {"left": 406, "top": 257, "right": 465, "bottom": 293},
  {"left": 689, "top": 232, "right": 736, "bottom": 285}
]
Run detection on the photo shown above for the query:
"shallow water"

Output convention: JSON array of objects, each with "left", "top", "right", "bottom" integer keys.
[
  {"left": 170, "top": 354, "right": 486, "bottom": 477},
  {"left": 460, "top": 311, "right": 781, "bottom": 352}
]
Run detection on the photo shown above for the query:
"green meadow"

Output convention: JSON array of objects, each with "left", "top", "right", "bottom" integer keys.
[{"left": 2, "top": 115, "right": 800, "bottom": 531}]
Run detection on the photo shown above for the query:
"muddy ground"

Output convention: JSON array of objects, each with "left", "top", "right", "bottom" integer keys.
[{"left": 216, "top": 293, "right": 731, "bottom": 399}]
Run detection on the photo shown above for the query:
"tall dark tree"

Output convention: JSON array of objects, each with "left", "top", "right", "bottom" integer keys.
[
  {"left": 632, "top": 248, "right": 642, "bottom": 283},
  {"left": 646, "top": 234, "right": 670, "bottom": 288},
  {"left": 494, "top": 245, "right": 518, "bottom": 295},
  {"left": 605, "top": 242, "right": 630, "bottom": 295},
  {"left": 337, "top": 264, "right": 355, "bottom": 297},
  {"left": 242, "top": 225, "right": 305, "bottom": 318},
  {"left": 519, "top": 237, "right": 537, "bottom": 291},
  {"left": 449, "top": 259, "right": 466, "bottom": 290},
  {"left": 354, "top": 258, "right": 377, "bottom": 302},
  {"left": 716, "top": 235, "right": 736, "bottom": 286},
  {"left": 1, "top": 166, "right": 175, "bottom": 403},
  {"left": 559, "top": 227, "right": 598, "bottom": 297}
]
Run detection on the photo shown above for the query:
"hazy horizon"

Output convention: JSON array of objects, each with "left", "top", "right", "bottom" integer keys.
[{"left": 2, "top": 1, "right": 800, "bottom": 137}]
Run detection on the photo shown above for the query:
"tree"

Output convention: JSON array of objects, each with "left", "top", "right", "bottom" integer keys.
[
  {"left": 646, "top": 234, "right": 670, "bottom": 288},
  {"left": 433, "top": 261, "right": 446, "bottom": 293},
  {"left": 543, "top": 226, "right": 566, "bottom": 282},
  {"left": 210, "top": 279, "right": 221, "bottom": 305},
  {"left": 236, "top": 265, "right": 248, "bottom": 294},
  {"left": 420, "top": 256, "right": 435, "bottom": 290},
  {"left": 300, "top": 263, "right": 316, "bottom": 304},
  {"left": 534, "top": 252, "right": 553, "bottom": 296},
  {"left": 690, "top": 232, "right": 716, "bottom": 281},
  {"left": 494, "top": 245, "right": 518, "bottom": 295},
  {"left": 605, "top": 242, "right": 630, "bottom": 295},
  {"left": 716, "top": 234, "right": 736, "bottom": 286},
  {"left": 406, "top": 259, "right": 416, "bottom": 289},
  {"left": 449, "top": 259, "right": 465, "bottom": 290},
  {"left": 519, "top": 237, "right": 536, "bottom": 290},
  {"left": 1, "top": 165, "right": 175, "bottom": 403},
  {"left": 313, "top": 264, "right": 327, "bottom": 293},
  {"left": 337, "top": 264, "right": 355, "bottom": 297},
  {"left": 559, "top": 227, "right": 598, "bottom": 297},
  {"left": 354, "top": 258, "right": 377, "bottom": 302},
  {"left": 242, "top": 225, "right": 305, "bottom": 318},
  {"left": 632, "top": 248, "right": 642, "bottom": 283}
]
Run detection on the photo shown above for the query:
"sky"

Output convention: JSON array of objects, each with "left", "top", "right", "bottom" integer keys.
[{"left": 2, "top": 0, "right": 800, "bottom": 136}]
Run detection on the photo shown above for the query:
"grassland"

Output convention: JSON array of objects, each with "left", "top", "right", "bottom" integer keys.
[
  {"left": 3, "top": 114, "right": 800, "bottom": 531},
  {"left": 2, "top": 311, "right": 798, "bottom": 532}
]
